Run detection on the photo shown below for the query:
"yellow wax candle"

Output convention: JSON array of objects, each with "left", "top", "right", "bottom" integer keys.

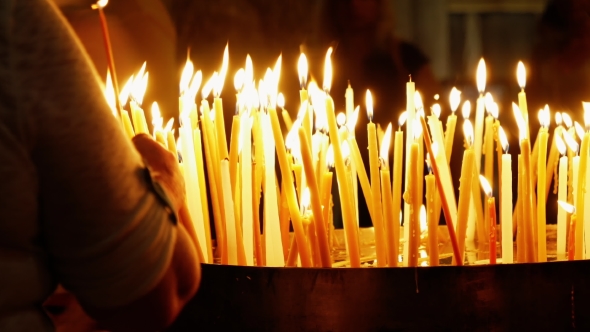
[
  {"left": 479, "top": 175, "right": 497, "bottom": 264},
  {"left": 279, "top": 185, "right": 290, "bottom": 261},
  {"left": 348, "top": 136, "right": 374, "bottom": 220},
  {"left": 346, "top": 82, "right": 354, "bottom": 119},
  {"left": 220, "top": 160, "right": 241, "bottom": 265},
  {"left": 214, "top": 97, "right": 229, "bottom": 160},
  {"left": 228, "top": 115, "right": 241, "bottom": 199},
  {"left": 166, "top": 129, "right": 177, "bottom": 157},
  {"left": 122, "top": 110, "right": 135, "bottom": 140},
  {"left": 521, "top": 138, "right": 536, "bottom": 262},
  {"left": 261, "top": 112, "right": 285, "bottom": 267},
  {"left": 425, "top": 173, "right": 438, "bottom": 266},
  {"left": 403, "top": 78, "right": 415, "bottom": 267},
  {"left": 240, "top": 114, "right": 254, "bottom": 266},
  {"left": 407, "top": 141, "right": 420, "bottom": 267},
  {"left": 323, "top": 48, "right": 361, "bottom": 267},
  {"left": 557, "top": 137, "right": 568, "bottom": 260},
  {"left": 537, "top": 111, "right": 549, "bottom": 262},
  {"left": 298, "top": 127, "right": 332, "bottom": 267},
  {"left": 193, "top": 128, "right": 213, "bottom": 263},
  {"left": 390, "top": 129, "right": 404, "bottom": 267},
  {"left": 154, "top": 130, "right": 166, "bottom": 147},
  {"left": 545, "top": 126, "right": 562, "bottom": 200},
  {"left": 379, "top": 124, "right": 395, "bottom": 266},
  {"left": 268, "top": 108, "right": 312, "bottom": 267},
  {"left": 575, "top": 131, "right": 589, "bottom": 259},
  {"left": 484, "top": 116, "right": 494, "bottom": 191},
  {"left": 456, "top": 121, "right": 475, "bottom": 264},
  {"left": 498, "top": 127, "right": 513, "bottom": 263},
  {"left": 367, "top": 92, "right": 387, "bottom": 267},
  {"left": 517, "top": 155, "right": 525, "bottom": 262},
  {"left": 474, "top": 59, "right": 487, "bottom": 172},
  {"left": 445, "top": 87, "right": 461, "bottom": 162}
]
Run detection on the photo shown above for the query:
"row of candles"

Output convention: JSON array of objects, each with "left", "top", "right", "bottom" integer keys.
[{"left": 104, "top": 45, "right": 589, "bottom": 268}]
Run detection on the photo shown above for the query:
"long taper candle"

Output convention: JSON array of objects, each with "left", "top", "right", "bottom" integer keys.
[
  {"left": 480, "top": 175, "right": 497, "bottom": 264},
  {"left": 456, "top": 120, "right": 475, "bottom": 263},
  {"left": 556, "top": 135, "right": 568, "bottom": 260},
  {"left": 498, "top": 127, "right": 513, "bottom": 263},
  {"left": 537, "top": 107, "right": 550, "bottom": 262}
]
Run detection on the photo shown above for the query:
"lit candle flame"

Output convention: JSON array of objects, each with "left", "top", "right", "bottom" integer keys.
[
  {"left": 538, "top": 105, "right": 550, "bottom": 128},
  {"left": 346, "top": 106, "right": 360, "bottom": 133},
  {"left": 462, "top": 100, "right": 471, "bottom": 119},
  {"left": 489, "top": 102, "right": 499, "bottom": 119},
  {"left": 558, "top": 200, "right": 575, "bottom": 214},
  {"left": 286, "top": 120, "right": 301, "bottom": 159},
  {"left": 323, "top": 47, "right": 333, "bottom": 93},
  {"left": 301, "top": 187, "right": 311, "bottom": 214},
  {"left": 273, "top": 54, "right": 282, "bottom": 89},
  {"left": 234, "top": 68, "right": 245, "bottom": 92},
  {"left": 484, "top": 92, "right": 494, "bottom": 115},
  {"left": 327, "top": 144, "right": 334, "bottom": 169},
  {"left": 380, "top": 123, "right": 392, "bottom": 164},
  {"left": 479, "top": 175, "right": 493, "bottom": 197},
  {"left": 119, "top": 75, "right": 134, "bottom": 107},
  {"left": 245, "top": 55, "right": 254, "bottom": 86},
  {"left": 187, "top": 70, "right": 203, "bottom": 102},
  {"left": 477, "top": 58, "right": 486, "bottom": 93},
  {"left": 366, "top": 89, "right": 374, "bottom": 121},
  {"left": 180, "top": 58, "right": 194, "bottom": 95},
  {"left": 91, "top": 0, "right": 108, "bottom": 9},
  {"left": 336, "top": 112, "right": 347, "bottom": 127},
  {"left": 297, "top": 100, "right": 308, "bottom": 121},
  {"left": 464, "top": 119, "right": 474, "bottom": 147},
  {"left": 450, "top": 87, "right": 461, "bottom": 113},
  {"left": 556, "top": 134, "right": 566, "bottom": 156},
  {"left": 562, "top": 112, "right": 573, "bottom": 129},
  {"left": 258, "top": 78, "right": 268, "bottom": 109},
  {"left": 584, "top": 102, "right": 590, "bottom": 130},
  {"left": 419, "top": 205, "right": 427, "bottom": 233},
  {"left": 131, "top": 70, "right": 148, "bottom": 106},
  {"left": 414, "top": 91, "right": 424, "bottom": 112},
  {"left": 555, "top": 112, "right": 563, "bottom": 127},
  {"left": 499, "top": 126, "right": 509, "bottom": 153},
  {"left": 563, "top": 130, "right": 579, "bottom": 154},
  {"left": 398, "top": 111, "right": 407, "bottom": 127},
  {"left": 413, "top": 118, "right": 422, "bottom": 140},
  {"left": 201, "top": 73, "right": 215, "bottom": 100},
  {"left": 432, "top": 103, "right": 441, "bottom": 119},
  {"left": 151, "top": 102, "right": 163, "bottom": 130},
  {"left": 277, "top": 93, "right": 285, "bottom": 109},
  {"left": 575, "top": 122, "right": 585, "bottom": 141},
  {"left": 298, "top": 53, "right": 308, "bottom": 89},
  {"left": 517, "top": 61, "right": 526, "bottom": 89},
  {"left": 512, "top": 102, "right": 527, "bottom": 141},
  {"left": 341, "top": 140, "right": 351, "bottom": 162},
  {"left": 164, "top": 118, "right": 174, "bottom": 133},
  {"left": 214, "top": 44, "right": 229, "bottom": 97}
]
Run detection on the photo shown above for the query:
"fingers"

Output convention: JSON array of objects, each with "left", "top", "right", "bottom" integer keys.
[{"left": 132, "top": 134, "right": 177, "bottom": 172}]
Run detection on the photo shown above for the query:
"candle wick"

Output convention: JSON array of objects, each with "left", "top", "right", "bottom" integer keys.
[{"left": 408, "top": 75, "right": 412, "bottom": 83}]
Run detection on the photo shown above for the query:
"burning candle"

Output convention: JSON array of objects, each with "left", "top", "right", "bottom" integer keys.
[
  {"left": 474, "top": 58, "right": 486, "bottom": 172},
  {"left": 298, "top": 53, "right": 309, "bottom": 104},
  {"left": 220, "top": 160, "right": 240, "bottom": 265},
  {"left": 558, "top": 201, "right": 576, "bottom": 260},
  {"left": 513, "top": 102, "right": 535, "bottom": 262},
  {"left": 323, "top": 48, "right": 361, "bottom": 267},
  {"left": 537, "top": 107, "right": 550, "bottom": 262},
  {"left": 425, "top": 168, "right": 438, "bottom": 266},
  {"left": 391, "top": 114, "right": 405, "bottom": 267},
  {"left": 403, "top": 76, "right": 415, "bottom": 267},
  {"left": 479, "top": 175, "right": 497, "bottom": 264},
  {"left": 556, "top": 134, "right": 568, "bottom": 260},
  {"left": 407, "top": 121, "right": 421, "bottom": 267},
  {"left": 214, "top": 45, "right": 230, "bottom": 161},
  {"left": 367, "top": 90, "right": 387, "bottom": 267},
  {"left": 545, "top": 112, "right": 563, "bottom": 200},
  {"left": 517, "top": 61, "right": 530, "bottom": 133},
  {"left": 498, "top": 126, "right": 513, "bottom": 263},
  {"left": 456, "top": 120, "right": 475, "bottom": 264},
  {"left": 445, "top": 87, "right": 461, "bottom": 162},
  {"left": 240, "top": 111, "right": 254, "bottom": 266},
  {"left": 380, "top": 124, "right": 396, "bottom": 266}
]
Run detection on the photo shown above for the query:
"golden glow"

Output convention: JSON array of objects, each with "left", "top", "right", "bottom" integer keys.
[
  {"left": 327, "top": 144, "right": 334, "bottom": 169},
  {"left": 298, "top": 53, "right": 308, "bottom": 89},
  {"left": 91, "top": 0, "right": 108, "bottom": 9},
  {"left": 214, "top": 44, "right": 229, "bottom": 97},
  {"left": 164, "top": 118, "right": 174, "bottom": 133},
  {"left": 201, "top": 72, "right": 216, "bottom": 100},
  {"left": 583, "top": 102, "right": 590, "bottom": 129},
  {"left": 476, "top": 58, "right": 486, "bottom": 93},
  {"left": 464, "top": 119, "right": 474, "bottom": 147},
  {"left": 345, "top": 106, "right": 359, "bottom": 133},
  {"left": 517, "top": 61, "right": 526, "bottom": 89},
  {"left": 512, "top": 102, "right": 527, "bottom": 141},
  {"left": 419, "top": 205, "right": 427, "bottom": 233},
  {"left": 575, "top": 122, "right": 585, "bottom": 141},
  {"left": 558, "top": 200, "right": 575, "bottom": 214},
  {"left": 432, "top": 103, "right": 441, "bottom": 119},
  {"left": 499, "top": 126, "right": 509, "bottom": 153},
  {"left": 180, "top": 58, "right": 194, "bottom": 95},
  {"left": 413, "top": 118, "right": 422, "bottom": 140},
  {"left": 187, "top": 70, "right": 202, "bottom": 101},
  {"left": 450, "top": 87, "right": 461, "bottom": 113},
  {"left": 413, "top": 91, "right": 424, "bottom": 111},
  {"left": 336, "top": 112, "right": 347, "bottom": 127},
  {"left": 556, "top": 134, "right": 566, "bottom": 156},
  {"left": 234, "top": 68, "right": 245, "bottom": 92},
  {"left": 277, "top": 93, "right": 285, "bottom": 109},
  {"left": 323, "top": 47, "right": 333, "bottom": 93},
  {"left": 151, "top": 102, "right": 163, "bottom": 130},
  {"left": 341, "top": 140, "right": 351, "bottom": 160},
  {"left": 462, "top": 100, "right": 471, "bottom": 119},
  {"left": 562, "top": 112, "right": 573, "bottom": 128},
  {"left": 366, "top": 89, "right": 374, "bottom": 121},
  {"left": 539, "top": 105, "right": 550, "bottom": 128},
  {"left": 380, "top": 123, "right": 392, "bottom": 163},
  {"left": 245, "top": 55, "right": 254, "bottom": 85},
  {"left": 563, "top": 130, "right": 579, "bottom": 154},
  {"left": 301, "top": 187, "right": 311, "bottom": 214},
  {"left": 398, "top": 111, "right": 407, "bottom": 127},
  {"left": 479, "top": 175, "right": 493, "bottom": 197},
  {"left": 273, "top": 54, "right": 282, "bottom": 88},
  {"left": 555, "top": 112, "right": 562, "bottom": 127},
  {"left": 119, "top": 75, "right": 134, "bottom": 106},
  {"left": 131, "top": 70, "right": 148, "bottom": 106}
]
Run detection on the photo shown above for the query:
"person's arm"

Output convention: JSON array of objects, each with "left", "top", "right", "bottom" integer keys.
[{"left": 12, "top": 1, "right": 199, "bottom": 330}]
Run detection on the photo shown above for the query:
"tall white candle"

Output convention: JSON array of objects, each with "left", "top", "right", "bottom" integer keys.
[
  {"left": 221, "top": 160, "right": 238, "bottom": 265},
  {"left": 241, "top": 113, "right": 254, "bottom": 266}
]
